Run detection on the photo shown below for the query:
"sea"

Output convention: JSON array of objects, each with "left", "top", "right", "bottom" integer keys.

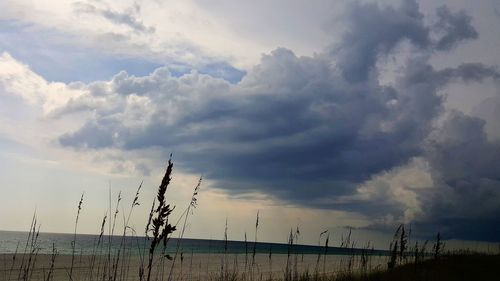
[{"left": 0, "top": 231, "right": 388, "bottom": 256}]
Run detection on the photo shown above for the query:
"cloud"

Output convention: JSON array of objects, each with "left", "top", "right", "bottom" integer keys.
[
  {"left": 0, "top": 19, "right": 246, "bottom": 84},
  {"left": 433, "top": 5, "right": 479, "bottom": 51},
  {"left": 437, "top": 63, "right": 500, "bottom": 83},
  {"left": 471, "top": 96, "right": 500, "bottom": 140},
  {"left": 353, "top": 109, "right": 500, "bottom": 242},
  {"left": 2, "top": 0, "right": 500, "bottom": 241},
  {"left": 73, "top": 1, "right": 155, "bottom": 34},
  {"left": 338, "top": 157, "right": 433, "bottom": 223},
  {"left": 415, "top": 112, "right": 500, "bottom": 241},
  {"left": 0, "top": 20, "right": 165, "bottom": 83},
  {"left": 0, "top": 52, "right": 84, "bottom": 113},
  {"left": 334, "top": 0, "right": 430, "bottom": 82},
  {"left": 0, "top": 0, "right": 270, "bottom": 68},
  {"left": 54, "top": 1, "right": 499, "bottom": 208},
  {"left": 332, "top": 0, "right": 479, "bottom": 83}
]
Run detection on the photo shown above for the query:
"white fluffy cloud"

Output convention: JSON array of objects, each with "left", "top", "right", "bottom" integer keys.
[{"left": 0, "top": 52, "right": 84, "bottom": 113}]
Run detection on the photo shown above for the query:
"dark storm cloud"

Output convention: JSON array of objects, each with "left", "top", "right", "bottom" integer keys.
[
  {"left": 334, "top": 0, "right": 430, "bottom": 82},
  {"left": 333, "top": 0, "right": 478, "bottom": 83},
  {"left": 58, "top": 48, "right": 442, "bottom": 202},
  {"left": 437, "top": 63, "right": 500, "bottom": 83},
  {"left": 56, "top": 1, "right": 500, "bottom": 240},
  {"left": 416, "top": 112, "right": 500, "bottom": 241},
  {"left": 433, "top": 5, "right": 479, "bottom": 51},
  {"left": 362, "top": 111, "right": 500, "bottom": 242}
]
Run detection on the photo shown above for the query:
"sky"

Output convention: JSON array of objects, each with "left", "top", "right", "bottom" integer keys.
[{"left": 1, "top": 0, "right": 500, "bottom": 249}]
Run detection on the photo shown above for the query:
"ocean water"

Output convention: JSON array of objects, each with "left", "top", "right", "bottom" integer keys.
[{"left": 0, "top": 230, "right": 387, "bottom": 256}]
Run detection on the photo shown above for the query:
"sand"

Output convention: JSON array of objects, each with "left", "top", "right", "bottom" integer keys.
[{"left": 0, "top": 253, "right": 388, "bottom": 281}]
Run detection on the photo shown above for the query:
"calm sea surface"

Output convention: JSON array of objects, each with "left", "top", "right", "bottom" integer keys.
[{"left": 0, "top": 230, "right": 388, "bottom": 256}]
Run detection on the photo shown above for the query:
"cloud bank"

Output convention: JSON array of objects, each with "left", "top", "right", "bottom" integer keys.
[{"left": 2, "top": 0, "right": 500, "bottom": 241}]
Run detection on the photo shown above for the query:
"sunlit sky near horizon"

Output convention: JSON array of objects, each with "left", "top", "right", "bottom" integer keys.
[{"left": 1, "top": 0, "right": 500, "bottom": 249}]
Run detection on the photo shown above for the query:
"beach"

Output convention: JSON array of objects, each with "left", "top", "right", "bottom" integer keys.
[{"left": 0, "top": 253, "right": 388, "bottom": 281}]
